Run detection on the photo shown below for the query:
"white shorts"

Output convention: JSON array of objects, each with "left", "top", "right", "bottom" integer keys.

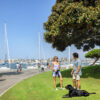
[{"left": 73, "top": 74, "right": 80, "bottom": 80}]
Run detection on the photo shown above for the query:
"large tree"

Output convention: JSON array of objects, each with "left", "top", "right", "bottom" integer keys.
[{"left": 44, "top": 0, "right": 100, "bottom": 51}]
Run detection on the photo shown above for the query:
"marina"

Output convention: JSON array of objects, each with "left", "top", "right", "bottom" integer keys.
[{"left": 0, "top": 59, "right": 100, "bottom": 72}]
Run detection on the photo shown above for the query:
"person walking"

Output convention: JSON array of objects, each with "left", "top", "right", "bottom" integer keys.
[
  {"left": 16, "top": 63, "right": 19, "bottom": 72},
  {"left": 47, "top": 62, "right": 50, "bottom": 68},
  {"left": 19, "top": 64, "right": 22, "bottom": 72}
]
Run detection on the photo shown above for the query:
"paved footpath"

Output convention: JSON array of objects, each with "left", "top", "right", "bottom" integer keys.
[{"left": 0, "top": 69, "right": 48, "bottom": 96}]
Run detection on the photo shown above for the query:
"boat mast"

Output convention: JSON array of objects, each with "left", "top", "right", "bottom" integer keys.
[
  {"left": 68, "top": 46, "right": 71, "bottom": 64},
  {"left": 38, "top": 32, "right": 40, "bottom": 61},
  {"left": 68, "top": 31, "right": 72, "bottom": 64},
  {"left": 4, "top": 23, "right": 11, "bottom": 68}
]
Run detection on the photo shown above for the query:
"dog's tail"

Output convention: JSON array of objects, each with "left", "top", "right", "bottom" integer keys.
[{"left": 89, "top": 92, "right": 96, "bottom": 94}]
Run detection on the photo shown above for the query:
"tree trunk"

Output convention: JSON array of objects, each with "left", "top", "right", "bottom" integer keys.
[{"left": 92, "top": 58, "right": 99, "bottom": 65}]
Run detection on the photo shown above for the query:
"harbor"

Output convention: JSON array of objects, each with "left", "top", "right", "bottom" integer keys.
[{"left": 0, "top": 58, "right": 100, "bottom": 72}]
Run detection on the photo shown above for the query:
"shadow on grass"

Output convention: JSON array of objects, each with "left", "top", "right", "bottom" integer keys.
[
  {"left": 61, "top": 65, "right": 100, "bottom": 79},
  {"left": 56, "top": 83, "right": 60, "bottom": 87}
]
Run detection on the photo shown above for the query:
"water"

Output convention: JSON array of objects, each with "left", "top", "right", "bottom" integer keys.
[
  {"left": 60, "top": 62, "right": 89, "bottom": 67},
  {"left": 0, "top": 63, "right": 27, "bottom": 69},
  {"left": 0, "top": 62, "right": 48, "bottom": 69},
  {"left": 0, "top": 61, "right": 95, "bottom": 69},
  {"left": 82, "top": 62, "right": 89, "bottom": 67}
]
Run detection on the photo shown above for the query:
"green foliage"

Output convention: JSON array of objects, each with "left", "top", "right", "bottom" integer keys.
[
  {"left": 44, "top": 0, "right": 100, "bottom": 51},
  {"left": 85, "top": 49, "right": 100, "bottom": 58},
  {"left": 62, "top": 65, "right": 100, "bottom": 78},
  {"left": 0, "top": 65, "right": 100, "bottom": 100}
]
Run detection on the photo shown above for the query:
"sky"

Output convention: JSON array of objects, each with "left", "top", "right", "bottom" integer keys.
[{"left": 0, "top": 0, "right": 99, "bottom": 60}]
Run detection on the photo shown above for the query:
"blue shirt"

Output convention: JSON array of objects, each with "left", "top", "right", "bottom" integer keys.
[{"left": 73, "top": 59, "right": 82, "bottom": 76}]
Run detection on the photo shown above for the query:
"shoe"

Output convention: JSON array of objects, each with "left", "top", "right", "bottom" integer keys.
[
  {"left": 77, "top": 88, "right": 80, "bottom": 90},
  {"left": 56, "top": 88, "right": 58, "bottom": 91},
  {"left": 74, "top": 87, "right": 76, "bottom": 89},
  {"left": 60, "top": 87, "right": 65, "bottom": 90}
]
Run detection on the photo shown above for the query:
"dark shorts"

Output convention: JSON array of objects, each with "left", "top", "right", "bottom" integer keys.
[{"left": 53, "top": 70, "right": 61, "bottom": 77}]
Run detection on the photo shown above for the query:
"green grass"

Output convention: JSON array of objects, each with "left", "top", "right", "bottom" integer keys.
[{"left": 0, "top": 65, "right": 100, "bottom": 100}]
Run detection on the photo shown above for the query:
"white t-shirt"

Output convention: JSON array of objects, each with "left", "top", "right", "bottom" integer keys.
[{"left": 16, "top": 64, "right": 19, "bottom": 69}]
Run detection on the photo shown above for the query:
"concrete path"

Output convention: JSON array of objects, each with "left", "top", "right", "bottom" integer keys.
[{"left": 0, "top": 69, "right": 48, "bottom": 96}]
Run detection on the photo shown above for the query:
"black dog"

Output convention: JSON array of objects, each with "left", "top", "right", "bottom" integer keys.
[{"left": 62, "top": 84, "right": 96, "bottom": 98}]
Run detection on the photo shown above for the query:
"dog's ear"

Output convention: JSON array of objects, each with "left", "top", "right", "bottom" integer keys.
[
  {"left": 67, "top": 84, "right": 73, "bottom": 90},
  {"left": 69, "top": 85, "right": 74, "bottom": 90},
  {"left": 65, "top": 84, "right": 73, "bottom": 90},
  {"left": 65, "top": 84, "right": 70, "bottom": 89}
]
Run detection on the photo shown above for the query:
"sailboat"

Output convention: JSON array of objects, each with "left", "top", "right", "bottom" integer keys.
[
  {"left": 65, "top": 46, "right": 73, "bottom": 69},
  {"left": 0, "top": 23, "right": 11, "bottom": 71},
  {"left": 38, "top": 32, "right": 48, "bottom": 70},
  {"left": 27, "top": 32, "right": 42, "bottom": 70},
  {"left": 61, "top": 47, "right": 73, "bottom": 69},
  {"left": 33, "top": 32, "right": 47, "bottom": 70}
]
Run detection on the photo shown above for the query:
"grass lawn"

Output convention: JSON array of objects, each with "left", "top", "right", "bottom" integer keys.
[{"left": 0, "top": 65, "right": 100, "bottom": 100}]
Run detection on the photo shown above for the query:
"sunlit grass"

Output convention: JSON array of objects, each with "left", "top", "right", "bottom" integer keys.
[{"left": 0, "top": 65, "right": 100, "bottom": 100}]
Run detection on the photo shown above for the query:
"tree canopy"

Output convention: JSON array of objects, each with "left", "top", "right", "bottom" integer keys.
[
  {"left": 44, "top": 0, "right": 100, "bottom": 51},
  {"left": 85, "top": 48, "right": 100, "bottom": 65}
]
